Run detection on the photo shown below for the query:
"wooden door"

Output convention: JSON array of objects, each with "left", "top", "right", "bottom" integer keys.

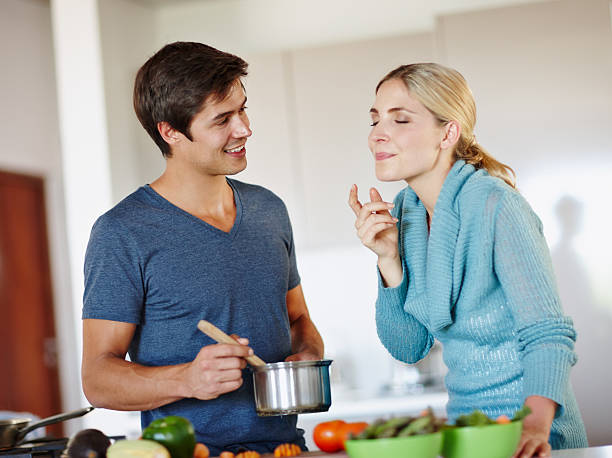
[{"left": 0, "top": 170, "right": 63, "bottom": 438}]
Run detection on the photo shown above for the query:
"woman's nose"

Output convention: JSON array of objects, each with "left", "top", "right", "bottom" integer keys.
[{"left": 369, "top": 123, "right": 389, "bottom": 143}]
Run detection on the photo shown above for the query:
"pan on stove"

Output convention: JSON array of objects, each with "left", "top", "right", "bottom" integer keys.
[{"left": 0, "top": 406, "right": 94, "bottom": 449}]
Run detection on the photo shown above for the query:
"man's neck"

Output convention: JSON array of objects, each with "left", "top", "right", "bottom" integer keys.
[{"left": 150, "top": 168, "right": 236, "bottom": 230}]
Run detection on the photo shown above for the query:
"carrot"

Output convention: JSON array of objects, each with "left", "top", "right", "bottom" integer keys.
[
  {"left": 235, "top": 452, "right": 260, "bottom": 458},
  {"left": 496, "top": 415, "right": 511, "bottom": 424},
  {"left": 273, "top": 443, "right": 302, "bottom": 456}
]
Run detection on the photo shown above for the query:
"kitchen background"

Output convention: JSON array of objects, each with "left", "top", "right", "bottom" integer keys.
[{"left": 1, "top": 0, "right": 611, "bottom": 449}]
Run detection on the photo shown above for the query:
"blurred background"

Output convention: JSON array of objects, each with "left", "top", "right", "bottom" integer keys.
[{"left": 1, "top": 0, "right": 611, "bottom": 449}]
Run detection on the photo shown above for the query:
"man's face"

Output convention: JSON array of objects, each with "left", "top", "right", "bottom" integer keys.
[{"left": 170, "top": 80, "right": 252, "bottom": 176}]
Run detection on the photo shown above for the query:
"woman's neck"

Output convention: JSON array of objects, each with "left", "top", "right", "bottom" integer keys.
[{"left": 407, "top": 156, "right": 454, "bottom": 222}]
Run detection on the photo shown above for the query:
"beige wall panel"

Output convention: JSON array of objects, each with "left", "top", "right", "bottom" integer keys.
[
  {"left": 291, "top": 33, "right": 436, "bottom": 248},
  {"left": 99, "top": 0, "right": 162, "bottom": 202},
  {"left": 437, "top": 0, "right": 612, "bottom": 170},
  {"left": 235, "top": 52, "right": 306, "bottom": 243}
]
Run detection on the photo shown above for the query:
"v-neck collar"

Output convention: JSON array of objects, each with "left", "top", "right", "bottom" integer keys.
[
  {"left": 400, "top": 160, "right": 475, "bottom": 331},
  {"left": 143, "top": 178, "right": 243, "bottom": 239}
]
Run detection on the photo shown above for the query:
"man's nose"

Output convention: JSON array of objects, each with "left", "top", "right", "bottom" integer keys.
[{"left": 233, "top": 117, "right": 252, "bottom": 138}]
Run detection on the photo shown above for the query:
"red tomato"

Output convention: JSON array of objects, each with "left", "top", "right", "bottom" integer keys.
[
  {"left": 312, "top": 420, "right": 346, "bottom": 453},
  {"left": 339, "top": 422, "right": 369, "bottom": 447}
]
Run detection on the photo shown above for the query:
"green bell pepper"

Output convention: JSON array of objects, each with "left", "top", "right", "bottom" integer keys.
[{"left": 142, "top": 416, "right": 196, "bottom": 458}]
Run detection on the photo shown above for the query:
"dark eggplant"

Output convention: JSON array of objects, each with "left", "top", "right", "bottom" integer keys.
[{"left": 63, "top": 429, "right": 111, "bottom": 458}]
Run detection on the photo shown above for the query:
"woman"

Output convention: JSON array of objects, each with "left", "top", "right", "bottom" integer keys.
[{"left": 348, "top": 63, "right": 587, "bottom": 457}]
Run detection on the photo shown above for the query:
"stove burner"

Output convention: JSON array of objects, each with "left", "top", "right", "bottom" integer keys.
[
  {"left": 0, "top": 436, "right": 125, "bottom": 458},
  {"left": 0, "top": 438, "right": 68, "bottom": 457}
]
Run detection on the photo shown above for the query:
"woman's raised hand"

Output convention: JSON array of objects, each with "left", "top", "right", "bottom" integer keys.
[{"left": 348, "top": 185, "right": 399, "bottom": 260}]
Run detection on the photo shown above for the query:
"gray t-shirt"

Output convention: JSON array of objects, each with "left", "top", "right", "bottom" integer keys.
[{"left": 83, "top": 178, "right": 303, "bottom": 455}]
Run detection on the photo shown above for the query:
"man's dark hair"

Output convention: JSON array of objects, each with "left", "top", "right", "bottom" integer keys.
[{"left": 133, "top": 41, "right": 248, "bottom": 157}]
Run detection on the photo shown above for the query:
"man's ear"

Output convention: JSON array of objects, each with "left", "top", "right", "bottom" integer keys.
[
  {"left": 157, "top": 121, "right": 183, "bottom": 146},
  {"left": 441, "top": 120, "right": 461, "bottom": 150}
]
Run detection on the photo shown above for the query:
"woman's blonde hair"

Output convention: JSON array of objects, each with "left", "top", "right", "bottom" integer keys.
[{"left": 377, "top": 63, "right": 516, "bottom": 188}]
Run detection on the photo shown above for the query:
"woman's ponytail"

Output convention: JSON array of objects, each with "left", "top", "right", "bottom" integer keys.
[{"left": 455, "top": 136, "right": 516, "bottom": 188}]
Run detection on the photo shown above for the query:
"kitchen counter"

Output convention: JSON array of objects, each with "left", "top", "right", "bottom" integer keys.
[
  {"left": 244, "top": 446, "right": 612, "bottom": 457},
  {"left": 551, "top": 446, "right": 612, "bottom": 457}
]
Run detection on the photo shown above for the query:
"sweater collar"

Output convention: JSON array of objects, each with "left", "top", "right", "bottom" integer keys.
[
  {"left": 401, "top": 160, "right": 476, "bottom": 331},
  {"left": 427, "top": 160, "right": 476, "bottom": 330}
]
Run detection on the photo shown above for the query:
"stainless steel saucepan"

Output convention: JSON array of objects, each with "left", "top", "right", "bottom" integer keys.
[
  {"left": 0, "top": 406, "right": 94, "bottom": 449},
  {"left": 197, "top": 320, "right": 332, "bottom": 416}
]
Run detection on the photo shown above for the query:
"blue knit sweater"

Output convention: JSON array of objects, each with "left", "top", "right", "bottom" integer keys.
[{"left": 376, "top": 160, "right": 587, "bottom": 449}]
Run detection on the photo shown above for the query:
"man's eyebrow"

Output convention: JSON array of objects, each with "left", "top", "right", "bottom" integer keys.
[
  {"left": 212, "top": 96, "right": 248, "bottom": 121},
  {"left": 369, "top": 107, "right": 417, "bottom": 115}
]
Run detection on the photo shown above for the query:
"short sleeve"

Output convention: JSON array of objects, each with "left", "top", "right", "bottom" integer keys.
[
  {"left": 280, "top": 203, "right": 301, "bottom": 291},
  {"left": 83, "top": 214, "right": 145, "bottom": 323}
]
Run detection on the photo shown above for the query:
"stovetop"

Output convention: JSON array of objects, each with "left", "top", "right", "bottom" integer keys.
[
  {"left": 0, "top": 438, "right": 68, "bottom": 458},
  {"left": 0, "top": 436, "right": 125, "bottom": 458}
]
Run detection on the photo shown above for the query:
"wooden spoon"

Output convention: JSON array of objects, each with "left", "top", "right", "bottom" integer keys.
[{"left": 197, "top": 320, "right": 266, "bottom": 367}]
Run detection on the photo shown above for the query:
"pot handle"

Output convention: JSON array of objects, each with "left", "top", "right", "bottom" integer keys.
[
  {"left": 197, "top": 320, "right": 266, "bottom": 367},
  {"left": 16, "top": 406, "right": 94, "bottom": 442}
]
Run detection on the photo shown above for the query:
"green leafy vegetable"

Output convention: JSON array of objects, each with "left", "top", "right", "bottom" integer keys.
[
  {"left": 454, "top": 405, "right": 533, "bottom": 427},
  {"left": 511, "top": 405, "right": 532, "bottom": 422},
  {"left": 354, "top": 407, "right": 443, "bottom": 440}
]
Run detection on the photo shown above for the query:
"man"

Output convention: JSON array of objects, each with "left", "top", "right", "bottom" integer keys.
[{"left": 81, "top": 42, "right": 324, "bottom": 455}]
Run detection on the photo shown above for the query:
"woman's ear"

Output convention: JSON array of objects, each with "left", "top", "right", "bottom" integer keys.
[
  {"left": 440, "top": 120, "right": 461, "bottom": 150},
  {"left": 157, "top": 121, "right": 182, "bottom": 145}
]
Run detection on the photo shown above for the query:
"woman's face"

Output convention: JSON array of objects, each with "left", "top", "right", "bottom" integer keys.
[{"left": 368, "top": 78, "right": 447, "bottom": 183}]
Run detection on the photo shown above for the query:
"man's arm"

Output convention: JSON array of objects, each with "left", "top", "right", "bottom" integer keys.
[
  {"left": 284, "top": 285, "right": 324, "bottom": 361},
  {"left": 82, "top": 318, "right": 253, "bottom": 410}
]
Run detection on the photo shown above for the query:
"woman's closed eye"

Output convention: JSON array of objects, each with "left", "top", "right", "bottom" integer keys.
[{"left": 370, "top": 119, "right": 410, "bottom": 126}]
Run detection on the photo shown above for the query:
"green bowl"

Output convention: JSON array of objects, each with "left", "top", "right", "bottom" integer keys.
[
  {"left": 345, "top": 432, "right": 443, "bottom": 458},
  {"left": 441, "top": 421, "right": 523, "bottom": 458}
]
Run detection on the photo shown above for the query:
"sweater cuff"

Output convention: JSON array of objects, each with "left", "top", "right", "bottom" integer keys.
[
  {"left": 376, "top": 265, "right": 408, "bottom": 308},
  {"left": 522, "top": 348, "right": 575, "bottom": 418}
]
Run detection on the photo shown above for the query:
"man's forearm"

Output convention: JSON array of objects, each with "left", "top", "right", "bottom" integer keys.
[
  {"left": 82, "top": 355, "right": 190, "bottom": 411},
  {"left": 290, "top": 315, "right": 324, "bottom": 359}
]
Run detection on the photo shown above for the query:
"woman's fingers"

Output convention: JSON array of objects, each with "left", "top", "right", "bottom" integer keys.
[
  {"left": 369, "top": 186, "right": 385, "bottom": 205},
  {"left": 513, "top": 439, "right": 551, "bottom": 458},
  {"left": 360, "top": 222, "right": 397, "bottom": 246},
  {"left": 348, "top": 184, "right": 363, "bottom": 216},
  {"left": 356, "top": 213, "right": 398, "bottom": 236},
  {"left": 350, "top": 185, "right": 394, "bottom": 220},
  {"left": 355, "top": 202, "right": 395, "bottom": 229}
]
